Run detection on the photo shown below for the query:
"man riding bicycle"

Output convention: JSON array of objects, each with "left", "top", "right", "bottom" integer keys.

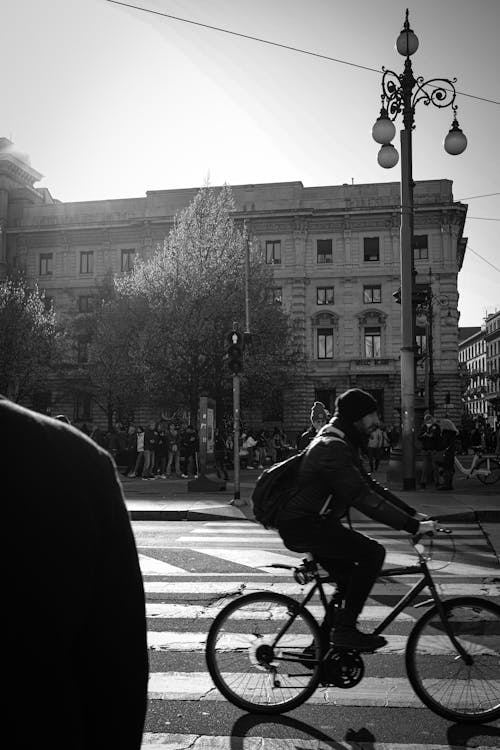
[{"left": 276, "top": 388, "right": 436, "bottom": 653}]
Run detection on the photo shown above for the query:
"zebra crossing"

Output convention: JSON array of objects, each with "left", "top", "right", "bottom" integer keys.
[{"left": 137, "top": 520, "right": 500, "bottom": 748}]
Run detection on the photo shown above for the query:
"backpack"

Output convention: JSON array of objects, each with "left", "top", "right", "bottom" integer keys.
[
  {"left": 251, "top": 426, "right": 347, "bottom": 529},
  {"left": 251, "top": 450, "right": 305, "bottom": 529}
]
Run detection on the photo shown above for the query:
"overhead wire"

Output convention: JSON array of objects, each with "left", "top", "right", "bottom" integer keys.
[
  {"left": 466, "top": 246, "right": 500, "bottom": 273},
  {"left": 105, "top": 2, "right": 500, "bottom": 277},
  {"left": 106, "top": 1, "right": 500, "bottom": 106}
]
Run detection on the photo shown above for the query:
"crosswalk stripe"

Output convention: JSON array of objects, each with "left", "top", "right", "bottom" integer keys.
[
  {"left": 146, "top": 602, "right": 416, "bottom": 621},
  {"left": 192, "top": 547, "right": 300, "bottom": 574},
  {"left": 139, "top": 554, "right": 192, "bottom": 576},
  {"left": 147, "top": 632, "right": 499, "bottom": 655},
  {"left": 144, "top": 580, "right": 500, "bottom": 596},
  {"left": 146, "top": 672, "right": 500, "bottom": 706},
  {"left": 141, "top": 737, "right": 500, "bottom": 750},
  {"left": 139, "top": 547, "right": 500, "bottom": 578}
]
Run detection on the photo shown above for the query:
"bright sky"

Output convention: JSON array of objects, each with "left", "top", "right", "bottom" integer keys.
[{"left": 3, "top": 0, "right": 499, "bottom": 326}]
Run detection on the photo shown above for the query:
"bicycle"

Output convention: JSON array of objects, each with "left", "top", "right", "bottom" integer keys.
[
  {"left": 205, "top": 528, "right": 500, "bottom": 723},
  {"left": 454, "top": 450, "right": 500, "bottom": 485}
]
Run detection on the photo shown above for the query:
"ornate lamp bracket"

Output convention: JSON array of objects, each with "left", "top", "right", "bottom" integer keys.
[{"left": 380, "top": 68, "right": 458, "bottom": 130}]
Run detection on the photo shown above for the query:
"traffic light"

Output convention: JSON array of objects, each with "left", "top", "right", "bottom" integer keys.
[
  {"left": 392, "top": 288, "right": 401, "bottom": 304},
  {"left": 225, "top": 331, "right": 243, "bottom": 374}
]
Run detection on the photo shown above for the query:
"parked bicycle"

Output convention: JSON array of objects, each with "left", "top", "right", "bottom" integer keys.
[
  {"left": 206, "top": 528, "right": 500, "bottom": 723},
  {"left": 454, "top": 450, "right": 500, "bottom": 485}
]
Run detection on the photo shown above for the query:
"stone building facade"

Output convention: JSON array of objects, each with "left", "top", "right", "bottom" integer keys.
[
  {"left": 0, "top": 138, "right": 468, "bottom": 437},
  {"left": 459, "top": 312, "right": 500, "bottom": 427}
]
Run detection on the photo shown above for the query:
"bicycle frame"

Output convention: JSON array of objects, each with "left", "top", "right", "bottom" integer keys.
[
  {"left": 268, "top": 539, "right": 470, "bottom": 665},
  {"left": 454, "top": 452, "right": 490, "bottom": 479}
]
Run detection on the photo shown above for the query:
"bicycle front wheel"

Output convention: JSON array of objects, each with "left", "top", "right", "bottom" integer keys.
[
  {"left": 205, "top": 591, "right": 323, "bottom": 714},
  {"left": 406, "top": 596, "right": 500, "bottom": 723},
  {"left": 476, "top": 457, "right": 500, "bottom": 485}
]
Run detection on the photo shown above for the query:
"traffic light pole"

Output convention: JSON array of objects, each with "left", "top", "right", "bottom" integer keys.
[{"left": 232, "top": 372, "right": 241, "bottom": 503}]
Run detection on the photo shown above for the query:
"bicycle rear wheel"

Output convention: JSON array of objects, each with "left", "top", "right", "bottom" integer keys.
[
  {"left": 205, "top": 591, "right": 322, "bottom": 714},
  {"left": 476, "top": 457, "right": 500, "bottom": 485},
  {"left": 406, "top": 596, "right": 500, "bottom": 723}
]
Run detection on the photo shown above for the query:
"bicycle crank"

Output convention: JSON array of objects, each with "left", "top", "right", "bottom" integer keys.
[{"left": 321, "top": 650, "right": 365, "bottom": 688}]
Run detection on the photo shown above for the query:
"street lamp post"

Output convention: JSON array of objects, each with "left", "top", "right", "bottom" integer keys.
[{"left": 372, "top": 9, "right": 467, "bottom": 490}]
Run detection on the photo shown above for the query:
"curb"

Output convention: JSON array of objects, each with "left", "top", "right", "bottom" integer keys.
[{"left": 129, "top": 508, "right": 253, "bottom": 522}]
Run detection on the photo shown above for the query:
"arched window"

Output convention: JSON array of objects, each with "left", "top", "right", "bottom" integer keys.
[{"left": 312, "top": 312, "right": 339, "bottom": 360}]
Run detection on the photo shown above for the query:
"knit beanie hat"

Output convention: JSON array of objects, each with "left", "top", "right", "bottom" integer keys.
[
  {"left": 334, "top": 388, "right": 378, "bottom": 423},
  {"left": 310, "top": 401, "right": 328, "bottom": 423}
]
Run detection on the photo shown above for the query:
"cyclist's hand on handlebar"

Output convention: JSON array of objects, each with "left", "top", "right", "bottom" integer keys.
[{"left": 418, "top": 519, "right": 437, "bottom": 536}]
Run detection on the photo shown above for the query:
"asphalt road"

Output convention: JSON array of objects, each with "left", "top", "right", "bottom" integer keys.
[{"left": 133, "top": 518, "right": 500, "bottom": 748}]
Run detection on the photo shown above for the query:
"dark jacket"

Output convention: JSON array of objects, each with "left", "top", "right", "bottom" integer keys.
[
  {"left": 278, "top": 418, "right": 419, "bottom": 534},
  {"left": 418, "top": 423, "right": 441, "bottom": 451},
  {"left": 2, "top": 398, "right": 148, "bottom": 749},
  {"left": 297, "top": 426, "right": 317, "bottom": 451}
]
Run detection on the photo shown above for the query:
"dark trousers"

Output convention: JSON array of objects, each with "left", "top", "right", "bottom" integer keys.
[{"left": 278, "top": 516, "right": 386, "bottom": 619}]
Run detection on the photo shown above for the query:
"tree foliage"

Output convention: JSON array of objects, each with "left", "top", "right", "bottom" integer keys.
[
  {"left": 69, "top": 275, "right": 146, "bottom": 430},
  {"left": 116, "top": 184, "right": 303, "bottom": 421},
  {"left": 0, "top": 276, "right": 61, "bottom": 402}
]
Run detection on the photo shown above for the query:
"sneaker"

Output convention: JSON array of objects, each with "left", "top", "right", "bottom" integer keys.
[
  {"left": 181, "top": 474, "right": 188, "bottom": 479},
  {"left": 160, "top": 474, "right": 167, "bottom": 479},
  {"left": 127, "top": 473, "right": 136, "bottom": 478},
  {"left": 332, "top": 626, "right": 387, "bottom": 653}
]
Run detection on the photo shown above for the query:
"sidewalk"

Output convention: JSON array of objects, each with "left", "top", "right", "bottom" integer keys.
[{"left": 122, "top": 467, "right": 500, "bottom": 563}]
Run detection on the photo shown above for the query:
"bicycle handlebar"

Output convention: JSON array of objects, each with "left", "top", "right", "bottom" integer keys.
[{"left": 411, "top": 527, "right": 452, "bottom": 546}]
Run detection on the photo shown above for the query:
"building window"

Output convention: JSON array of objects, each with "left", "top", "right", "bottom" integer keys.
[
  {"left": 364, "top": 326, "right": 381, "bottom": 358},
  {"left": 77, "top": 338, "right": 90, "bottom": 363},
  {"left": 363, "top": 284, "right": 381, "bottom": 304},
  {"left": 78, "top": 295, "right": 94, "bottom": 313},
  {"left": 80, "top": 251, "right": 94, "bottom": 275},
  {"left": 413, "top": 234, "right": 429, "bottom": 260},
  {"left": 267, "top": 287, "right": 282, "bottom": 304},
  {"left": 266, "top": 240, "right": 281, "bottom": 264},
  {"left": 317, "top": 286, "right": 334, "bottom": 305},
  {"left": 317, "top": 327, "right": 333, "bottom": 359},
  {"left": 317, "top": 239, "right": 333, "bottom": 264},
  {"left": 363, "top": 237, "right": 380, "bottom": 262},
  {"left": 121, "top": 248, "right": 136, "bottom": 273},
  {"left": 74, "top": 393, "right": 92, "bottom": 422},
  {"left": 39, "top": 253, "right": 53, "bottom": 276},
  {"left": 415, "top": 326, "right": 427, "bottom": 356}
]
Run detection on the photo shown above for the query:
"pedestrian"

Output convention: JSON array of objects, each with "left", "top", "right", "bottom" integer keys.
[
  {"left": 142, "top": 421, "right": 157, "bottom": 479},
  {"left": 418, "top": 413, "right": 441, "bottom": 488},
  {"left": 166, "top": 422, "right": 181, "bottom": 477},
  {"left": 297, "top": 401, "right": 328, "bottom": 451},
  {"left": 128, "top": 425, "right": 145, "bottom": 477},
  {"left": 214, "top": 427, "right": 229, "bottom": 480},
  {"left": 181, "top": 424, "right": 199, "bottom": 478},
  {"left": 437, "top": 416, "right": 459, "bottom": 490},
  {"left": 366, "top": 422, "right": 383, "bottom": 472},
  {"left": 2, "top": 396, "right": 148, "bottom": 749},
  {"left": 155, "top": 423, "right": 169, "bottom": 477}
]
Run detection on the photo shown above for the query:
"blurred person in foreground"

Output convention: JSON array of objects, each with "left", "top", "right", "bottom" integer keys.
[{"left": 2, "top": 396, "right": 148, "bottom": 750}]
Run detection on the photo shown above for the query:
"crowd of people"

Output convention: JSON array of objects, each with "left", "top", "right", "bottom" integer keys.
[
  {"left": 418, "top": 413, "right": 500, "bottom": 491},
  {"left": 69, "top": 404, "right": 498, "bottom": 485}
]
